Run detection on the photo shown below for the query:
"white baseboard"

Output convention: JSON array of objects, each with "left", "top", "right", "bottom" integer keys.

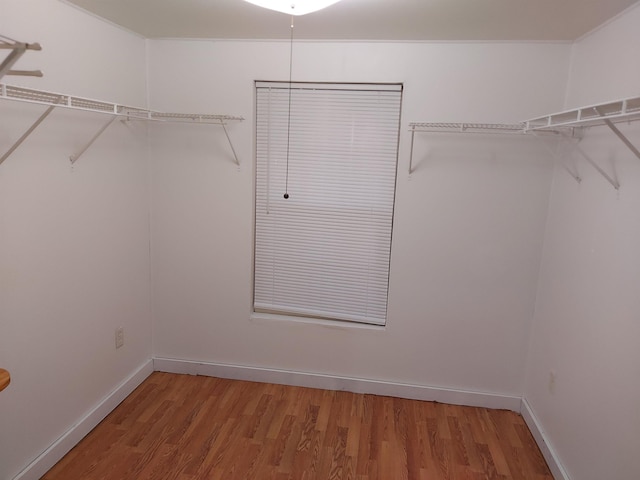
[
  {"left": 12, "top": 360, "right": 154, "bottom": 480},
  {"left": 521, "top": 397, "right": 570, "bottom": 480},
  {"left": 153, "top": 357, "right": 522, "bottom": 411}
]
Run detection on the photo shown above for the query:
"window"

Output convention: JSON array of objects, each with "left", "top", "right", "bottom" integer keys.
[{"left": 254, "top": 82, "right": 402, "bottom": 326}]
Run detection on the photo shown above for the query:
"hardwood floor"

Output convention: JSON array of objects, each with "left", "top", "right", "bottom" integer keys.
[{"left": 42, "top": 372, "right": 553, "bottom": 480}]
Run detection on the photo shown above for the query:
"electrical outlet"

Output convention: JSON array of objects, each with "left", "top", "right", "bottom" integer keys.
[
  {"left": 115, "top": 327, "right": 124, "bottom": 349},
  {"left": 548, "top": 370, "right": 557, "bottom": 394}
]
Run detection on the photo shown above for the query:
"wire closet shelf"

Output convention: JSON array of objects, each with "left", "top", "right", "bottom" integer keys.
[
  {"left": 409, "top": 122, "right": 528, "bottom": 134},
  {"left": 0, "top": 83, "right": 244, "bottom": 166},
  {"left": 408, "top": 94, "right": 640, "bottom": 182},
  {"left": 409, "top": 96, "right": 640, "bottom": 134},
  {"left": 0, "top": 83, "right": 244, "bottom": 124}
]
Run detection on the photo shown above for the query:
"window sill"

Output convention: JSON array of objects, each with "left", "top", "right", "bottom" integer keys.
[{"left": 249, "top": 312, "right": 386, "bottom": 331}]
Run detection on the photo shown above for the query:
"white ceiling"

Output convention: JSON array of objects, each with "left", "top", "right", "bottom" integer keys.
[{"left": 63, "top": 0, "right": 639, "bottom": 41}]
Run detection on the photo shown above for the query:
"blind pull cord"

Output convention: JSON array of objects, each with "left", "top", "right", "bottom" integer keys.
[{"left": 284, "top": 15, "right": 294, "bottom": 200}]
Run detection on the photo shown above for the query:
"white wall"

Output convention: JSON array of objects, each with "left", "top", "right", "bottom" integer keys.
[
  {"left": 147, "top": 40, "right": 570, "bottom": 395},
  {"left": 525, "top": 4, "right": 640, "bottom": 479},
  {"left": 564, "top": 3, "right": 640, "bottom": 108},
  {"left": 0, "top": 2, "right": 151, "bottom": 479}
]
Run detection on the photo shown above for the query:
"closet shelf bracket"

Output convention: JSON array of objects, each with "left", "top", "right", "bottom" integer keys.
[
  {"left": 140, "top": 112, "right": 244, "bottom": 166},
  {"left": 221, "top": 120, "right": 240, "bottom": 166},
  {"left": 572, "top": 139, "right": 620, "bottom": 190},
  {"left": 70, "top": 115, "right": 118, "bottom": 164},
  {"left": 525, "top": 96, "right": 640, "bottom": 164},
  {"left": 595, "top": 107, "right": 640, "bottom": 161},
  {"left": 0, "top": 95, "right": 62, "bottom": 166},
  {"left": 0, "top": 35, "right": 42, "bottom": 80},
  {"left": 531, "top": 132, "right": 582, "bottom": 184},
  {"left": 408, "top": 122, "right": 534, "bottom": 175},
  {"left": 408, "top": 127, "right": 415, "bottom": 175}
]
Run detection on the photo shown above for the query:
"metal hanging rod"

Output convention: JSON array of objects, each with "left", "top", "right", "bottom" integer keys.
[
  {"left": 0, "top": 83, "right": 244, "bottom": 166},
  {"left": 0, "top": 35, "right": 42, "bottom": 80}
]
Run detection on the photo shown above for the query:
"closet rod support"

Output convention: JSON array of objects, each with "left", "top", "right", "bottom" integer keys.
[
  {"left": 220, "top": 121, "right": 240, "bottom": 166},
  {"left": 0, "top": 48, "right": 25, "bottom": 80},
  {"left": 532, "top": 133, "right": 581, "bottom": 184},
  {"left": 70, "top": 115, "right": 118, "bottom": 164},
  {"left": 573, "top": 142, "right": 620, "bottom": 190},
  {"left": 0, "top": 42, "right": 41, "bottom": 80},
  {"left": 0, "top": 98, "right": 60, "bottom": 166},
  {"left": 6, "top": 69, "right": 43, "bottom": 77},
  {"left": 594, "top": 107, "right": 640, "bottom": 161},
  {"left": 408, "top": 128, "right": 415, "bottom": 175},
  {"left": 0, "top": 42, "right": 41, "bottom": 51}
]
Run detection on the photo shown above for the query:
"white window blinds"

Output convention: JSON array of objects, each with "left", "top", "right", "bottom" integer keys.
[{"left": 254, "top": 82, "right": 402, "bottom": 325}]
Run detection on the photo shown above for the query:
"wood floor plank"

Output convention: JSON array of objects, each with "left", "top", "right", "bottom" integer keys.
[{"left": 41, "top": 372, "right": 554, "bottom": 480}]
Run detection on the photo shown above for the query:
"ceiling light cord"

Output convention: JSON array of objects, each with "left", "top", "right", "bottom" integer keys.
[{"left": 284, "top": 15, "right": 294, "bottom": 200}]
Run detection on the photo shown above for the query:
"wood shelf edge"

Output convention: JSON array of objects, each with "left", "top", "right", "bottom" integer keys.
[{"left": 0, "top": 368, "right": 10, "bottom": 392}]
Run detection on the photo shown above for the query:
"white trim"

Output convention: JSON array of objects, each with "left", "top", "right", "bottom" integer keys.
[
  {"left": 57, "top": 0, "right": 146, "bottom": 39},
  {"left": 255, "top": 80, "right": 403, "bottom": 91},
  {"left": 520, "top": 397, "right": 571, "bottom": 480},
  {"left": 250, "top": 311, "right": 386, "bottom": 330},
  {"left": 153, "top": 357, "right": 522, "bottom": 411},
  {"left": 12, "top": 360, "right": 154, "bottom": 480},
  {"left": 154, "top": 37, "right": 572, "bottom": 45}
]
